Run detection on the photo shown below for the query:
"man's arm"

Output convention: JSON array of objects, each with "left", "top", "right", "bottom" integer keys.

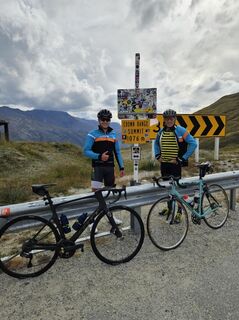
[
  {"left": 180, "top": 128, "right": 197, "bottom": 160},
  {"left": 114, "top": 140, "right": 124, "bottom": 172},
  {"left": 154, "top": 132, "right": 161, "bottom": 160},
  {"left": 83, "top": 133, "right": 101, "bottom": 160}
]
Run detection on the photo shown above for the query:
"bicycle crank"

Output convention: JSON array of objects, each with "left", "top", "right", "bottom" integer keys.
[
  {"left": 191, "top": 215, "right": 201, "bottom": 225},
  {"left": 58, "top": 240, "right": 77, "bottom": 259}
]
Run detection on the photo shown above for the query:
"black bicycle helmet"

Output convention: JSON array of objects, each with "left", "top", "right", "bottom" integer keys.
[
  {"left": 163, "top": 108, "right": 177, "bottom": 117},
  {"left": 97, "top": 109, "right": 112, "bottom": 119}
]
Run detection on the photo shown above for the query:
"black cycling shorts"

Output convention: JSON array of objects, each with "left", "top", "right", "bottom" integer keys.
[
  {"left": 161, "top": 162, "right": 182, "bottom": 180},
  {"left": 91, "top": 166, "right": 115, "bottom": 189}
]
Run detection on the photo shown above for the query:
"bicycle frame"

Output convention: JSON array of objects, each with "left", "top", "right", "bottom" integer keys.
[
  {"left": 45, "top": 188, "right": 115, "bottom": 243},
  {"left": 169, "top": 178, "right": 213, "bottom": 219}
]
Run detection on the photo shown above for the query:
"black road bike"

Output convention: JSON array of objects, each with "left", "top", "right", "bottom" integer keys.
[{"left": 0, "top": 184, "right": 144, "bottom": 278}]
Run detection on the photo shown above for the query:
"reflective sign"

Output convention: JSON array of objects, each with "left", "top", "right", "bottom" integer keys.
[{"left": 150, "top": 114, "right": 226, "bottom": 139}]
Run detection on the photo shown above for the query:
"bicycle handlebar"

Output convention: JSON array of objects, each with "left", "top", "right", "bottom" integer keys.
[
  {"left": 153, "top": 176, "right": 187, "bottom": 189},
  {"left": 152, "top": 176, "right": 166, "bottom": 188},
  {"left": 95, "top": 186, "right": 127, "bottom": 204}
]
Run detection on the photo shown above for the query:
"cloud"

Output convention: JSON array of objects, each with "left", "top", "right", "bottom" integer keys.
[{"left": 0, "top": 0, "right": 238, "bottom": 119}]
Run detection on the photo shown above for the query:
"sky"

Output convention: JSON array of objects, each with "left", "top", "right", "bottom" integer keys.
[{"left": 0, "top": 0, "right": 238, "bottom": 120}]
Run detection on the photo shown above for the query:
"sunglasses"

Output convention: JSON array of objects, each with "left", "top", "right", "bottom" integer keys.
[
  {"left": 164, "top": 116, "right": 176, "bottom": 121},
  {"left": 100, "top": 118, "right": 111, "bottom": 122}
]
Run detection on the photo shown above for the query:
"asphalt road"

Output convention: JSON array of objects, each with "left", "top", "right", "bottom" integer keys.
[{"left": 0, "top": 204, "right": 239, "bottom": 320}]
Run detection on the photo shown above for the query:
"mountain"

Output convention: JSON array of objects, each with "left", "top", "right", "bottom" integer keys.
[
  {"left": 0, "top": 107, "right": 121, "bottom": 147},
  {"left": 194, "top": 92, "right": 239, "bottom": 148},
  {"left": 0, "top": 92, "right": 238, "bottom": 149}
]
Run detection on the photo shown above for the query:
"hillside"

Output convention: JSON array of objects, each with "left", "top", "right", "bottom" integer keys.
[
  {"left": 195, "top": 92, "right": 239, "bottom": 148},
  {"left": 0, "top": 92, "right": 238, "bottom": 205},
  {"left": 0, "top": 107, "right": 121, "bottom": 147},
  {"left": 0, "top": 141, "right": 93, "bottom": 204}
]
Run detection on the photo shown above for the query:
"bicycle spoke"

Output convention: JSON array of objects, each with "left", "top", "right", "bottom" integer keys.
[
  {"left": 91, "top": 206, "right": 144, "bottom": 264},
  {"left": 0, "top": 216, "right": 60, "bottom": 278},
  {"left": 203, "top": 184, "right": 229, "bottom": 229},
  {"left": 147, "top": 197, "right": 189, "bottom": 250}
]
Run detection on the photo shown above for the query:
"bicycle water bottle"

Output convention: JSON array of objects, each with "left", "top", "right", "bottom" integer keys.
[
  {"left": 60, "top": 214, "right": 71, "bottom": 233},
  {"left": 183, "top": 194, "right": 194, "bottom": 207},
  {"left": 72, "top": 213, "right": 88, "bottom": 231}
]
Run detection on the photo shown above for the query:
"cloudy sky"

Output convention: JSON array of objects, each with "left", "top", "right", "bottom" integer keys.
[{"left": 0, "top": 0, "right": 238, "bottom": 120}]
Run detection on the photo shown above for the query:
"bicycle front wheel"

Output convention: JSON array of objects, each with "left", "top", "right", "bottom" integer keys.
[
  {"left": 0, "top": 215, "right": 60, "bottom": 279},
  {"left": 91, "top": 205, "right": 144, "bottom": 265},
  {"left": 203, "top": 184, "right": 229, "bottom": 229},
  {"left": 147, "top": 196, "right": 189, "bottom": 251}
]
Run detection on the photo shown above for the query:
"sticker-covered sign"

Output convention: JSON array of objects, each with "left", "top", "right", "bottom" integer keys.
[{"left": 118, "top": 88, "right": 157, "bottom": 119}]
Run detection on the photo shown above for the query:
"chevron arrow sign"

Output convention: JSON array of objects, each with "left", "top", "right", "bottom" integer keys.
[{"left": 150, "top": 114, "right": 226, "bottom": 139}]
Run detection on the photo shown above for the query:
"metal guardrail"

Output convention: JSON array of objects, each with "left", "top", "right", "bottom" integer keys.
[{"left": 0, "top": 170, "right": 238, "bottom": 228}]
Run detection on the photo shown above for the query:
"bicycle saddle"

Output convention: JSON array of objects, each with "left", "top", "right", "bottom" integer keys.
[{"left": 32, "top": 184, "right": 56, "bottom": 196}]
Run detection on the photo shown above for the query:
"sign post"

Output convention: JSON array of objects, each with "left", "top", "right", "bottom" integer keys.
[
  {"left": 118, "top": 54, "right": 157, "bottom": 184},
  {"left": 133, "top": 53, "right": 140, "bottom": 183}
]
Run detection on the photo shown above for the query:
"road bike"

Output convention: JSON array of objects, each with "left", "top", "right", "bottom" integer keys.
[
  {"left": 0, "top": 184, "right": 144, "bottom": 278},
  {"left": 147, "top": 162, "right": 229, "bottom": 251}
]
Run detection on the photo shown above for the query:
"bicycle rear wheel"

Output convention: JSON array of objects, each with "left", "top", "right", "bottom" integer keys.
[
  {"left": 91, "top": 205, "right": 144, "bottom": 265},
  {"left": 147, "top": 196, "right": 189, "bottom": 251},
  {"left": 0, "top": 215, "right": 60, "bottom": 278},
  {"left": 203, "top": 184, "right": 229, "bottom": 229}
]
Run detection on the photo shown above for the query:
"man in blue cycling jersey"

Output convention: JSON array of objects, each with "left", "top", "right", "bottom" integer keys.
[
  {"left": 84, "top": 109, "right": 124, "bottom": 231},
  {"left": 84, "top": 108, "right": 125, "bottom": 191}
]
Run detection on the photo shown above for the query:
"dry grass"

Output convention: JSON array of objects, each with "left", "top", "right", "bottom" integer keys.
[{"left": 0, "top": 140, "right": 238, "bottom": 205}]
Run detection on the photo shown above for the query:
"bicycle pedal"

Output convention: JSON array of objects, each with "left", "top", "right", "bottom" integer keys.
[{"left": 75, "top": 243, "right": 84, "bottom": 252}]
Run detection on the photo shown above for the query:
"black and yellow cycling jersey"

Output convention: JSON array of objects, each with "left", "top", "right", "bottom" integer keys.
[{"left": 160, "top": 131, "right": 179, "bottom": 162}]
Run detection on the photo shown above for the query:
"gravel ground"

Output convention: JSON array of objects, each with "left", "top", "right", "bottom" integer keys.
[{"left": 0, "top": 204, "right": 239, "bottom": 320}]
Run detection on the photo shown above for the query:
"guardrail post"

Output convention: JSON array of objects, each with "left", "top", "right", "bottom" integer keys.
[{"left": 230, "top": 188, "right": 237, "bottom": 211}]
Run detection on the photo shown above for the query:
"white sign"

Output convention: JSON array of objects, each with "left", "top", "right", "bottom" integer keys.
[{"left": 131, "top": 146, "right": 141, "bottom": 160}]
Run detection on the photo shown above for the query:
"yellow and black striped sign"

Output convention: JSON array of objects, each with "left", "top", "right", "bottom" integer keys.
[{"left": 150, "top": 114, "right": 226, "bottom": 139}]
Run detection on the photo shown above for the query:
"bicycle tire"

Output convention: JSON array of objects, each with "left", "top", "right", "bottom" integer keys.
[
  {"left": 202, "top": 184, "right": 229, "bottom": 229},
  {"left": 147, "top": 196, "right": 189, "bottom": 251},
  {"left": 0, "top": 215, "right": 60, "bottom": 279},
  {"left": 90, "top": 205, "right": 144, "bottom": 265}
]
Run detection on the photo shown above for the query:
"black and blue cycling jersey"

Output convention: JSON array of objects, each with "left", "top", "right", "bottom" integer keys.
[{"left": 83, "top": 126, "right": 124, "bottom": 170}]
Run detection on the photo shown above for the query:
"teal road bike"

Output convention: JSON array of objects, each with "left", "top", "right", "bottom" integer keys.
[{"left": 147, "top": 162, "right": 229, "bottom": 251}]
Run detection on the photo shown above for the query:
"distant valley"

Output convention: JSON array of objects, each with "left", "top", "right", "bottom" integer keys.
[{"left": 0, "top": 107, "right": 121, "bottom": 147}]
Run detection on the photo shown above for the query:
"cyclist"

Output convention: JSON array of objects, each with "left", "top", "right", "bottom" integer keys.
[
  {"left": 84, "top": 108, "right": 125, "bottom": 230},
  {"left": 154, "top": 108, "right": 197, "bottom": 221}
]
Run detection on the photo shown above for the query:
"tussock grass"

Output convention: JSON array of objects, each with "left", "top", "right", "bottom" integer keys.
[
  {"left": 0, "top": 141, "right": 92, "bottom": 204},
  {"left": 0, "top": 140, "right": 238, "bottom": 205}
]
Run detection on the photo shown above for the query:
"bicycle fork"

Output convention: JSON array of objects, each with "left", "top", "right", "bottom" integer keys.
[{"left": 105, "top": 210, "right": 123, "bottom": 238}]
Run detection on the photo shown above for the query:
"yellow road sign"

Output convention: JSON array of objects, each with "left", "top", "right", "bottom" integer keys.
[
  {"left": 150, "top": 114, "right": 226, "bottom": 139},
  {"left": 121, "top": 119, "right": 150, "bottom": 144}
]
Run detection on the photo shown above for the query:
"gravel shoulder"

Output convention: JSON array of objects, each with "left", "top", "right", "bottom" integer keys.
[{"left": 0, "top": 204, "right": 239, "bottom": 320}]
